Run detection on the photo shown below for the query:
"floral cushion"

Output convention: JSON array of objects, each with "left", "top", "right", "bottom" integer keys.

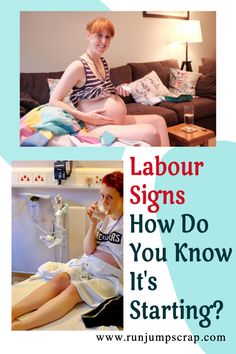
[
  {"left": 47, "top": 78, "right": 73, "bottom": 107},
  {"left": 169, "top": 68, "right": 201, "bottom": 95},
  {"left": 127, "top": 70, "right": 169, "bottom": 105}
]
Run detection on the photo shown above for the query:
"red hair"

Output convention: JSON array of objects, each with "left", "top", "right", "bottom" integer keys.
[
  {"left": 102, "top": 171, "right": 123, "bottom": 197},
  {"left": 86, "top": 17, "right": 115, "bottom": 37}
]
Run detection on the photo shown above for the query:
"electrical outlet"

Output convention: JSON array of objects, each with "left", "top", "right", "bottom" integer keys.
[
  {"left": 18, "top": 173, "right": 32, "bottom": 185},
  {"left": 33, "top": 174, "right": 47, "bottom": 185},
  {"left": 85, "top": 176, "right": 93, "bottom": 187},
  {"left": 95, "top": 175, "right": 103, "bottom": 185}
]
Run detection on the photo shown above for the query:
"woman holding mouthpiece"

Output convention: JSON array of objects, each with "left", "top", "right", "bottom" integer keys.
[
  {"left": 12, "top": 171, "right": 123, "bottom": 330},
  {"left": 49, "top": 17, "right": 169, "bottom": 146}
]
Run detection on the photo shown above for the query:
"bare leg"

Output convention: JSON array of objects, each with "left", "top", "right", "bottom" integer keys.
[
  {"left": 12, "top": 272, "right": 71, "bottom": 321},
  {"left": 86, "top": 114, "right": 169, "bottom": 146},
  {"left": 12, "top": 283, "right": 82, "bottom": 330},
  {"left": 87, "top": 122, "right": 161, "bottom": 146},
  {"left": 125, "top": 114, "right": 170, "bottom": 146}
]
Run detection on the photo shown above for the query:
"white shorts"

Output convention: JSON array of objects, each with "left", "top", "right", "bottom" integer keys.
[{"left": 66, "top": 255, "right": 123, "bottom": 307}]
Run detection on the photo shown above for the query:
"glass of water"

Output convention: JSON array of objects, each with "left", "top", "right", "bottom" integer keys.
[
  {"left": 93, "top": 200, "right": 110, "bottom": 221},
  {"left": 184, "top": 105, "right": 195, "bottom": 132}
]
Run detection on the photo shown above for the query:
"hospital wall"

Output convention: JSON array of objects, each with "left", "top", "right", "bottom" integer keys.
[{"left": 20, "top": 11, "right": 216, "bottom": 73}]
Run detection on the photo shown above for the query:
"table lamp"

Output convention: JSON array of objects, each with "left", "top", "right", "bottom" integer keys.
[{"left": 172, "top": 20, "right": 203, "bottom": 71}]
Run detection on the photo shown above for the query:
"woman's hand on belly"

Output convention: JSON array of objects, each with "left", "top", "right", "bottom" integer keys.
[
  {"left": 78, "top": 95, "right": 127, "bottom": 126},
  {"left": 83, "top": 109, "right": 115, "bottom": 126}
]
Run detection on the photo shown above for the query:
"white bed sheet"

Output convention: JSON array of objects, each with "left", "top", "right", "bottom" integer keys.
[{"left": 12, "top": 278, "right": 118, "bottom": 331}]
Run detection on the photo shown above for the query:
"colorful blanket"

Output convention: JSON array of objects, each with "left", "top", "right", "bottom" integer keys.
[{"left": 20, "top": 104, "right": 100, "bottom": 146}]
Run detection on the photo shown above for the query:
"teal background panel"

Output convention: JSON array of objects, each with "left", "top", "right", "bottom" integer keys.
[{"left": 157, "top": 142, "right": 236, "bottom": 353}]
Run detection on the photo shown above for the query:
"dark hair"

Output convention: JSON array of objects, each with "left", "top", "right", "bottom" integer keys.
[
  {"left": 86, "top": 17, "right": 115, "bottom": 37},
  {"left": 102, "top": 171, "right": 123, "bottom": 197}
]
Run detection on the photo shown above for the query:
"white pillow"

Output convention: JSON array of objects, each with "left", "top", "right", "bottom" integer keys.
[
  {"left": 169, "top": 68, "right": 201, "bottom": 96},
  {"left": 127, "top": 71, "right": 169, "bottom": 105},
  {"left": 47, "top": 78, "right": 73, "bottom": 107}
]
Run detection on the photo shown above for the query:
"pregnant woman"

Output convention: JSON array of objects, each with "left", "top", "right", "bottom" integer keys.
[{"left": 49, "top": 17, "right": 169, "bottom": 146}]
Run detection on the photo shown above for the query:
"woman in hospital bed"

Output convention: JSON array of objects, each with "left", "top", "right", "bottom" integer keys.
[
  {"left": 49, "top": 17, "right": 169, "bottom": 147},
  {"left": 12, "top": 171, "right": 123, "bottom": 330}
]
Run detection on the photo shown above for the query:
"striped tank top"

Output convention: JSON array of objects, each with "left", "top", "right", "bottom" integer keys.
[{"left": 70, "top": 57, "right": 116, "bottom": 107}]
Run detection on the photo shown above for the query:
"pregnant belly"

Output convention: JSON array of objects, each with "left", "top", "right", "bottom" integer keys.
[
  {"left": 77, "top": 95, "right": 127, "bottom": 125},
  {"left": 93, "top": 249, "right": 120, "bottom": 268}
]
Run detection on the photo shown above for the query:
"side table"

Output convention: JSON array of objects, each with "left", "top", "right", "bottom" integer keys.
[{"left": 168, "top": 124, "right": 215, "bottom": 147}]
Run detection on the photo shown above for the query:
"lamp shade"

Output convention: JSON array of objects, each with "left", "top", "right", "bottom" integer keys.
[{"left": 171, "top": 20, "right": 203, "bottom": 43}]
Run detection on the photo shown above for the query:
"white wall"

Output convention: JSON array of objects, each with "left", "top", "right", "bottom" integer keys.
[
  {"left": 12, "top": 160, "right": 122, "bottom": 169},
  {"left": 20, "top": 11, "right": 216, "bottom": 73}
]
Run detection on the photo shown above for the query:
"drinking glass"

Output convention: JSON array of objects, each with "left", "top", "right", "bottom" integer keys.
[
  {"left": 93, "top": 200, "right": 110, "bottom": 221},
  {"left": 184, "top": 105, "right": 195, "bottom": 132}
]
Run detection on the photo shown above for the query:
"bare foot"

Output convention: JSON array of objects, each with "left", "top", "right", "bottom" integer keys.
[
  {"left": 12, "top": 308, "right": 18, "bottom": 322},
  {"left": 12, "top": 319, "right": 23, "bottom": 330}
]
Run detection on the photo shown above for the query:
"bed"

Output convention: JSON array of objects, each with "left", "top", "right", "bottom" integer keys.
[{"left": 12, "top": 277, "right": 120, "bottom": 331}]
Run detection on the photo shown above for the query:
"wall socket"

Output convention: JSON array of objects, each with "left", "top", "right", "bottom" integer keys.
[
  {"left": 18, "top": 173, "right": 32, "bottom": 185},
  {"left": 33, "top": 174, "right": 47, "bottom": 185},
  {"left": 95, "top": 175, "right": 103, "bottom": 185},
  {"left": 85, "top": 176, "right": 93, "bottom": 187}
]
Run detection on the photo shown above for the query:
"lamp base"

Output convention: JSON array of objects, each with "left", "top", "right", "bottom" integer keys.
[{"left": 181, "top": 61, "right": 193, "bottom": 72}]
